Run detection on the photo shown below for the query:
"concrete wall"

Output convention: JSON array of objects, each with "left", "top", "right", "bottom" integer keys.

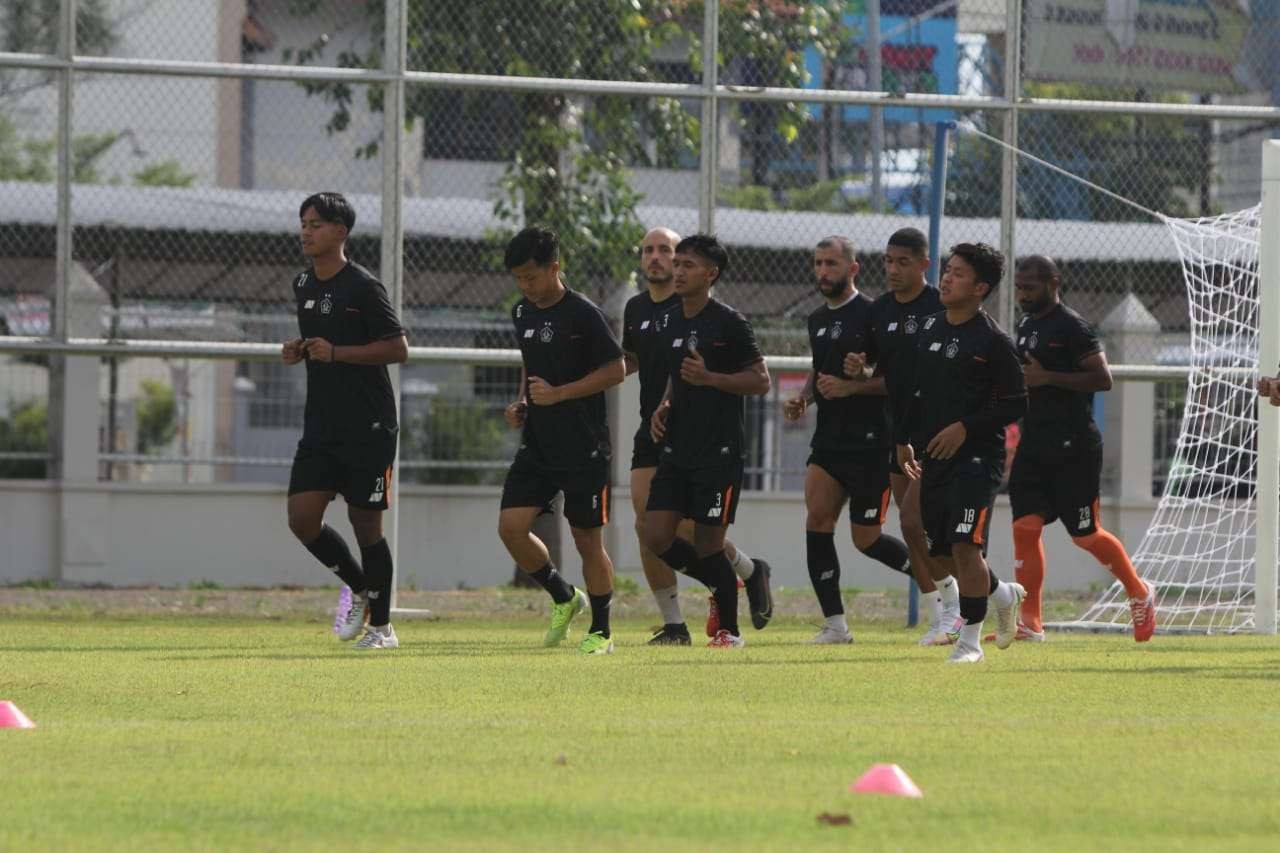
[{"left": 0, "top": 478, "right": 1161, "bottom": 592}]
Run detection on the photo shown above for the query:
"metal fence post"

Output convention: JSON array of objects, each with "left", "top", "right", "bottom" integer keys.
[{"left": 698, "top": 0, "right": 719, "bottom": 235}]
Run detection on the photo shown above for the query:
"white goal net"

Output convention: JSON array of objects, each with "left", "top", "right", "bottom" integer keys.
[{"left": 1062, "top": 205, "right": 1268, "bottom": 634}]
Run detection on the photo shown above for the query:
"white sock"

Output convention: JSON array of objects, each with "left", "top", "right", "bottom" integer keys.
[
  {"left": 990, "top": 579, "right": 1016, "bottom": 609},
  {"left": 729, "top": 547, "right": 755, "bottom": 580},
  {"left": 938, "top": 576, "right": 960, "bottom": 609},
  {"left": 921, "top": 590, "right": 942, "bottom": 627},
  {"left": 653, "top": 585, "right": 683, "bottom": 625},
  {"left": 824, "top": 614, "right": 849, "bottom": 633},
  {"left": 959, "top": 621, "right": 982, "bottom": 648}
]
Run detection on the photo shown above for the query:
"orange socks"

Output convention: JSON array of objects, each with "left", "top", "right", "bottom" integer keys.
[
  {"left": 1012, "top": 515, "right": 1046, "bottom": 631},
  {"left": 1072, "top": 529, "right": 1147, "bottom": 599}
]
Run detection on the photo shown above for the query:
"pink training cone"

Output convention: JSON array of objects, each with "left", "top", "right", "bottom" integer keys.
[
  {"left": 0, "top": 701, "right": 36, "bottom": 729},
  {"left": 849, "top": 763, "right": 922, "bottom": 798}
]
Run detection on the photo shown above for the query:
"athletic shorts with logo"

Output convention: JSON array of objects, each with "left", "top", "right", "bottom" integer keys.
[
  {"left": 920, "top": 455, "right": 1000, "bottom": 557},
  {"left": 500, "top": 454, "right": 611, "bottom": 530},
  {"left": 807, "top": 449, "right": 892, "bottom": 526},
  {"left": 630, "top": 426, "right": 663, "bottom": 471},
  {"left": 646, "top": 460, "right": 742, "bottom": 526},
  {"left": 288, "top": 431, "right": 397, "bottom": 511},
  {"left": 1009, "top": 444, "right": 1102, "bottom": 536}
]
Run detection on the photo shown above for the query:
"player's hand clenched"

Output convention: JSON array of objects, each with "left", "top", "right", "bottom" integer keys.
[
  {"left": 1258, "top": 376, "right": 1280, "bottom": 407},
  {"left": 926, "top": 421, "right": 967, "bottom": 460},
  {"left": 504, "top": 399, "right": 528, "bottom": 428},
  {"left": 816, "top": 373, "right": 856, "bottom": 399},
  {"left": 1022, "top": 354, "right": 1049, "bottom": 387},
  {"left": 679, "top": 348, "right": 713, "bottom": 386},
  {"left": 896, "top": 444, "right": 921, "bottom": 480},
  {"left": 782, "top": 396, "right": 807, "bottom": 421},
  {"left": 842, "top": 351, "right": 869, "bottom": 379},
  {"left": 282, "top": 338, "right": 305, "bottom": 365},
  {"left": 302, "top": 337, "right": 335, "bottom": 363},
  {"left": 526, "top": 376, "right": 563, "bottom": 406},
  {"left": 650, "top": 400, "right": 670, "bottom": 442}
]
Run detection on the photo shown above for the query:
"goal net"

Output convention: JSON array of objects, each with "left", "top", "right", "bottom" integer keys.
[{"left": 1060, "top": 205, "right": 1267, "bottom": 634}]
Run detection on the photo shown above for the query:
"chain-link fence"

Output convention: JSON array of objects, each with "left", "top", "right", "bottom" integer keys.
[{"left": 3, "top": 0, "right": 1279, "bottom": 493}]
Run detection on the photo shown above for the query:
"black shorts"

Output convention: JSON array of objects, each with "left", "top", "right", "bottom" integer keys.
[
  {"left": 920, "top": 457, "right": 1000, "bottom": 557},
  {"left": 889, "top": 432, "right": 929, "bottom": 477},
  {"left": 646, "top": 461, "right": 743, "bottom": 527},
  {"left": 500, "top": 455, "right": 611, "bottom": 530},
  {"left": 1009, "top": 445, "right": 1102, "bottom": 536},
  {"left": 630, "top": 426, "right": 662, "bottom": 470},
  {"left": 288, "top": 434, "right": 397, "bottom": 511},
  {"left": 807, "top": 449, "right": 892, "bottom": 526}
]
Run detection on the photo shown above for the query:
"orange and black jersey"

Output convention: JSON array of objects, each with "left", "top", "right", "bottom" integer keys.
[
  {"left": 512, "top": 288, "right": 623, "bottom": 471},
  {"left": 622, "top": 290, "right": 682, "bottom": 424},
  {"left": 294, "top": 262, "right": 404, "bottom": 446},
  {"left": 1015, "top": 303, "right": 1104, "bottom": 456},
  {"left": 896, "top": 309, "right": 1027, "bottom": 474},
  {"left": 657, "top": 298, "right": 763, "bottom": 469},
  {"left": 868, "top": 285, "right": 943, "bottom": 438},
  {"left": 806, "top": 292, "right": 890, "bottom": 452}
]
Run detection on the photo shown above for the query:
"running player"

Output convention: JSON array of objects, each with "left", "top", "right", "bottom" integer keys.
[
  {"left": 1007, "top": 255, "right": 1156, "bottom": 641},
  {"left": 283, "top": 192, "right": 408, "bottom": 650},
  {"left": 498, "top": 226, "right": 627, "bottom": 655},
  {"left": 643, "top": 235, "right": 774, "bottom": 648},
  {"left": 622, "top": 227, "right": 767, "bottom": 645},
  {"left": 894, "top": 242, "right": 1027, "bottom": 663},
  {"left": 783, "top": 236, "right": 915, "bottom": 644},
  {"left": 848, "top": 228, "right": 961, "bottom": 645}
]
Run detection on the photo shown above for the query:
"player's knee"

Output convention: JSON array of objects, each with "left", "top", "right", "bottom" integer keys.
[
  {"left": 287, "top": 510, "right": 321, "bottom": 543},
  {"left": 851, "top": 526, "right": 880, "bottom": 552},
  {"left": 642, "top": 522, "right": 674, "bottom": 557},
  {"left": 1071, "top": 530, "right": 1100, "bottom": 550},
  {"left": 805, "top": 509, "right": 838, "bottom": 533},
  {"left": 497, "top": 515, "right": 528, "bottom": 547},
  {"left": 1012, "top": 514, "right": 1045, "bottom": 546}
]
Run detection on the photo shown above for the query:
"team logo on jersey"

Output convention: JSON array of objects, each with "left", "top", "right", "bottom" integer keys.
[
  {"left": 945, "top": 340, "right": 959, "bottom": 359},
  {"left": 1028, "top": 332, "right": 1039, "bottom": 351},
  {"left": 924, "top": 317, "right": 936, "bottom": 330},
  {"left": 319, "top": 295, "right": 333, "bottom": 315},
  {"left": 830, "top": 321, "right": 843, "bottom": 341},
  {"left": 687, "top": 332, "right": 699, "bottom": 352},
  {"left": 539, "top": 324, "right": 554, "bottom": 343},
  {"left": 905, "top": 318, "right": 919, "bottom": 335}
]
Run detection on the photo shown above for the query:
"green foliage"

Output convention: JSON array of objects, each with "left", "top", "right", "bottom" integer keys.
[
  {"left": 0, "top": 0, "right": 117, "bottom": 99},
  {"left": 0, "top": 114, "right": 129, "bottom": 184},
  {"left": 0, "top": 400, "right": 48, "bottom": 478},
  {"left": 132, "top": 160, "right": 197, "bottom": 188},
  {"left": 135, "top": 379, "right": 177, "bottom": 455},
  {"left": 402, "top": 396, "right": 507, "bottom": 486},
  {"left": 719, "top": 183, "right": 779, "bottom": 211}
]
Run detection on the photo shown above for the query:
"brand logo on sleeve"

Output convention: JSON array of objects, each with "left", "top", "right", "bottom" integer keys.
[
  {"left": 640, "top": 320, "right": 650, "bottom": 330},
  {"left": 523, "top": 329, "right": 535, "bottom": 338},
  {"left": 817, "top": 327, "right": 827, "bottom": 337},
  {"left": 304, "top": 300, "right": 315, "bottom": 309}
]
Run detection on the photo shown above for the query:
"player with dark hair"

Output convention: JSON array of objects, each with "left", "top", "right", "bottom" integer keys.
[
  {"left": 846, "top": 227, "right": 961, "bottom": 645},
  {"left": 1006, "top": 254, "right": 1156, "bottom": 641},
  {"left": 894, "top": 242, "right": 1027, "bottom": 663},
  {"left": 783, "top": 236, "right": 915, "bottom": 643},
  {"left": 498, "top": 226, "right": 627, "bottom": 655},
  {"left": 644, "top": 234, "right": 774, "bottom": 648},
  {"left": 622, "top": 227, "right": 766, "bottom": 645},
  {"left": 283, "top": 191, "right": 409, "bottom": 650}
]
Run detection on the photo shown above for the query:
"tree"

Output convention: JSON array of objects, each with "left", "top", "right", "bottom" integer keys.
[
  {"left": 1, "top": 0, "right": 117, "bottom": 101},
  {"left": 0, "top": 401, "right": 48, "bottom": 479},
  {"left": 282, "top": 1, "right": 850, "bottom": 297},
  {"left": 136, "top": 379, "right": 177, "bottom": 455},
  {"left": 400, "top": 397, "right": 508, "bottom": 486},
  {"left": 947, "top": 83, "right": 1204, "bottom": 222}
]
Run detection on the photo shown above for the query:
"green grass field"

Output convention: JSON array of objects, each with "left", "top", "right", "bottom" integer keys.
[{"left": 2, "top": 592, "right": 1279, "bottom": 851}]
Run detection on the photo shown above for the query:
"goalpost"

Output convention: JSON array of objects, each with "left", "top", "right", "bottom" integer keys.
[{"left": 1063, "top": 140, "right": 1280, "bottom": 635}]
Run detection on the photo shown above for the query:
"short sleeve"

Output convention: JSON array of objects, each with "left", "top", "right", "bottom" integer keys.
[
  {"left": 1068, "top": 314, "right": 1103, "bottom": 365},
  {"left": 621, "top": 299, "right": 637, "bottom": 354},
  {"left": 990, "top": 331, "right": 1028, "bottom": 400},
  {"left": 581, "top": 300, "right": 624, "bottom": 369},
  {"left": 726, "top": 310, "right": 764, "bottom": 371},
  {"left": 360, "top": 279, "right": 405, "bottom": 341}
]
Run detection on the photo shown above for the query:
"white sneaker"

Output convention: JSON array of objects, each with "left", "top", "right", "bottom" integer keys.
[
  {"left": 337, "top": 594, "right": 369, "bottom": 641},
  {"left": 994, "top": 583, "right": 1026, "bottom": 650},
  {"left": 940, "top": 607, "right": 963, "bottom": 642},
  {"left": 918, "top": 623, "right": 944, "bottom": 646},
  {"left": 947, "top": 640, "right": 984, "bottom": 663},
  {"left": 354, "top": 624, "right": 398, "bottom": 650},
  {"left": 807, "top": 625, "right": 853, "bottom": 645}
]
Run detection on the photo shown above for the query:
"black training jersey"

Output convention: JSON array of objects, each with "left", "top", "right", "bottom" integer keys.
[
  {"left": 806, "top": 292, "right": 890, "bottom": 452},
  {"left": 294, "top": 262, "right": 404, "bottom": 446},
  {"left": 899, "top": 309, "right": 1027, "bottom": 474},
  {"left": 1015, "top": 303, "right": 1104, "bottom": 455},
  {"left": 622, "top": 290, "right": 682, "bottom": 423},
  {"left": 657, "top": 298, "right": 763, "bottom": 468},
  {"left": 513, "top": 287, "right": 623, "bottom": 470},
  {"left": 869, "top": 285, "right": 943, "bottom": 439}
]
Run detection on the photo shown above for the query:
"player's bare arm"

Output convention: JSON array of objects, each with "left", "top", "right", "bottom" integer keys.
[
  {"left": 1024, "top": 350, "right": 1112, "bottom": 392},
  {"left": 528, "top": 358, "right": 626, "bottom": 406},
  {"left": 302, "top": 334, "right": 408, "bottom": 365},
  {"left": 649, "top": 377, "right": 673, "bottom": 441},
  {"left": 682, "top": 353, "right": 770, "bottom": 396},
  {"left": 623, "top": 349, "right": 639, "bottom": 376},
  {"left": 505, "top": 366, "right": 529, "bottom": 428}
]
